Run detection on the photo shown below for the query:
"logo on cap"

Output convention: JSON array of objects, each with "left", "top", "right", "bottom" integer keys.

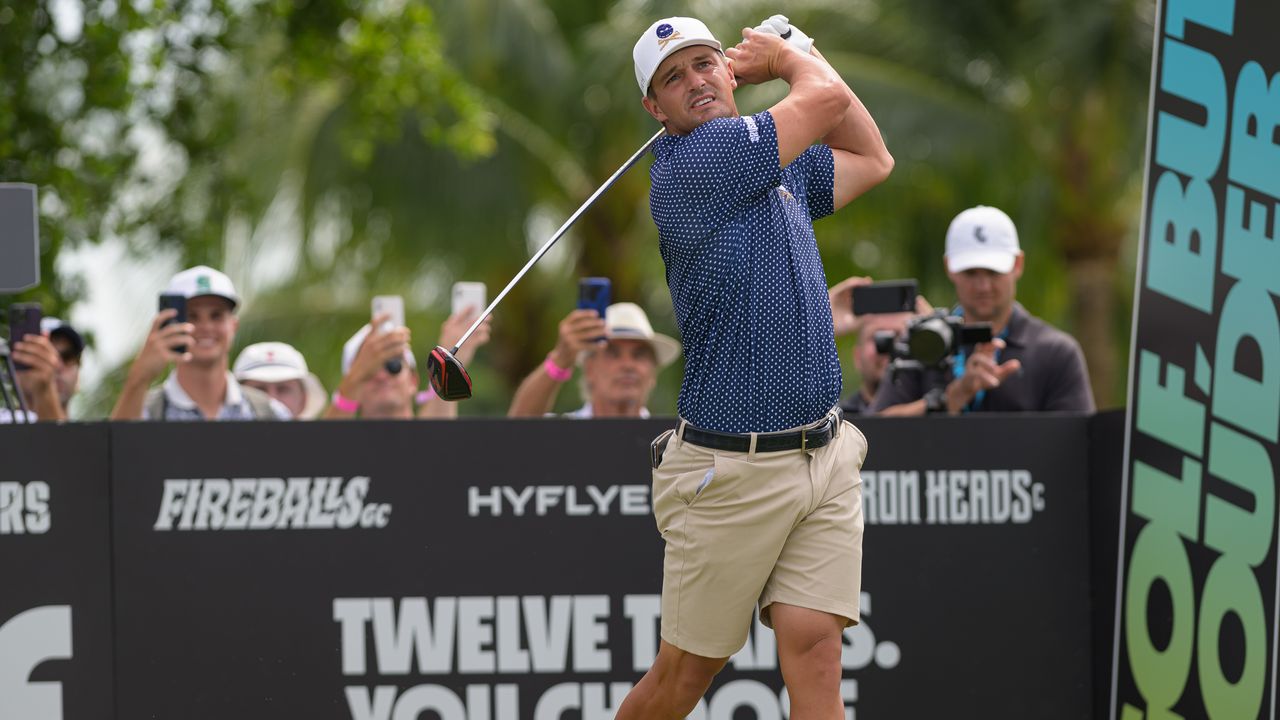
[
  {"left": 196, "top": 275, "right": 212, "bottom": 292},
  {"left": 974, "top": 226, "right": 988, "bottom": 244},
  {"left": 656, "top": 24, "right": 683, "bottom": 50}
]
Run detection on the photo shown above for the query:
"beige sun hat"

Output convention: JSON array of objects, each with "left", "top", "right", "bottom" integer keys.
[{"left": 595, "top": 302, "right": 681, "bottom": 368}]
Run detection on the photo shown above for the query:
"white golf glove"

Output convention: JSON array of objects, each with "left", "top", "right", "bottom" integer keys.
[{"left": 753, "top": 14, "right": 813, "bottom": 54}]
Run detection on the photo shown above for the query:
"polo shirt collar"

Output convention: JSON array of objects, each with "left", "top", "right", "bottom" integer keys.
[
  {"left": 1003, "top": 303, "right": 1030, "bottom": 348},
  {"left": 163, "top": 370, "right": 243, "bottom": 410}
]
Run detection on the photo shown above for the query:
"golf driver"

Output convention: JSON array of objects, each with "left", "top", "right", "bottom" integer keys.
[{"left": 428, "top": 128, "right": 665, "bottom": 401}]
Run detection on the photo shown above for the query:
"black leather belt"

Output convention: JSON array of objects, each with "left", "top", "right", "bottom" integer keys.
[{"left": 679, "top": 408, "right": 844, "bottom": 453}]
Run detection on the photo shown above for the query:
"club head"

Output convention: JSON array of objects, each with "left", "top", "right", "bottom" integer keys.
[{"left": 427, "top": 345, "right": 473, "bottom": 401}]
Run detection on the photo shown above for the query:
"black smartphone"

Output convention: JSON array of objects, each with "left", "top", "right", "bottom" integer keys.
[
  {"left": 853, "top": 280, "right": 918, "bottom": 316},
  {"left": 578, "top": 277, "right": 611, "bottom": 318},
  {"left": 158, "top": 293, "right": 188, "bottom": 354},
  {"left": 8, "top": 302, "right": 43, "bottom": 370}
]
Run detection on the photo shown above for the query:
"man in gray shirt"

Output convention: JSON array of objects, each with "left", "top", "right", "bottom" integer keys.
[{"left": 874, "top": 206, "right": 1095, "bottom": 415}]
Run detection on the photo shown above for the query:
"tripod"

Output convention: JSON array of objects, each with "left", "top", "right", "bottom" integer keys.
[{"left": 0, "top": 337, "right": 32, "bottom": 423}]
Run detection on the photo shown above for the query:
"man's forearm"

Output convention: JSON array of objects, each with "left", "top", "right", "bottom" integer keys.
[
  {"left": 110, "top": 373, "right": 151, "bottom": 420},
  {"left": 878, "top": 399, "right": 926, "bottom": 417},
  {"left": 29, "top": 386, "right": 66, "bottom": 422},
  {"left": 773, "top": 47, "right": 851, "bottom": 125},
  {"left": 507, "top": 365, "right": 564, "bottom": 418}
]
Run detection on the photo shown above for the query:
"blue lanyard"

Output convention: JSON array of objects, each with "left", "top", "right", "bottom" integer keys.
[{"left": 950, "top": 307, "right": 1010, "bottom": 413}]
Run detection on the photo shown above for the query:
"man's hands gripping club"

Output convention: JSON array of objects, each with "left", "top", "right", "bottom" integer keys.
[{"left": 753, "top": 14, "right": 813, "bottom": 54}]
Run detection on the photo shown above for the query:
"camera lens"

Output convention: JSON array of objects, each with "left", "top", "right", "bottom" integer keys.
[{"left": 907, "top": 317, "right": 953, "bottom": 366}]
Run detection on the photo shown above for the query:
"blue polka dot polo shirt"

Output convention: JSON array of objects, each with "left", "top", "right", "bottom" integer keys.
[{"left": 649, "top": 110, "right": 841, "bottom": 433}]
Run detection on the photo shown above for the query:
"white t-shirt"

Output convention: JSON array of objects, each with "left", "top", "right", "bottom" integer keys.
[
  {"left": 561, "top": 402, "right": 651, "bottom": 419},
  {"left": 0, "top": 408, "right": 39, "bottom": 424}
]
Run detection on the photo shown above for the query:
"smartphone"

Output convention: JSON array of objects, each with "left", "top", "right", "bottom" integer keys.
[
  {"left": 158, "top": 293, "right": 188, "bottom": 354},
  {"left": 852, "top": 280, "right": 918, "bottom": 316},
  {"left": 578, "top": 277, "right": 611, "bottom": 318},
  {"left": 371, "top": 295, "right": 406, "bottom": 374},
  {"left": 7, "top": 303, "right": 42, "bottom": 370},
  {"left": 451, "top": 282, "right": 487, "bottom": 316}
]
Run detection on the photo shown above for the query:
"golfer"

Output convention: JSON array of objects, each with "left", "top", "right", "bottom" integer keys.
[{"left": 616, "top": 15, "right": 893, "bottom": 719}]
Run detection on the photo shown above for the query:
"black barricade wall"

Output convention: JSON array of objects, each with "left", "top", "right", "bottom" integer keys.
[
  {"left": 0, "top": 424, "right": 114, "bottom": 718},
  {"left": 2, "top": 415, "right": 1119, "bottom": 719}
]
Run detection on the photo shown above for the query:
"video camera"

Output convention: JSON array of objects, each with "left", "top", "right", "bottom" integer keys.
[{"left": 874, "top": 309, "right": 994, "bottom": 371}]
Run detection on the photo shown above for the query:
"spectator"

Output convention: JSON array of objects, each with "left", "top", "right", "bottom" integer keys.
[
  {"left": 111, "top": 266, "right": 291, "bottom": 420},
  {"left": 233, "top": 342, "right": 327, "bottom": 420},
  {"left": 828, "top": 277, "right": 932, "bottom": 416},
  {"left": 5, "top": 327, "right": 67, "bottom": 422},
  {"left": 43, "top": 319, "right": 84, "bottom": 415},
  {"left": 873, "top": 206, "right": 1095, "bottom": 415},
  {"left": 326, "top": 308, "right": 490, "bottom": 420},
  {"left": 508, "top": 302, "right": 680, "bottom": 418}
]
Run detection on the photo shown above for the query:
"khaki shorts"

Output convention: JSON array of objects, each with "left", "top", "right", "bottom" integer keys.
[{"left": 650, "top": 414, "right": 867, "bottom": 659}]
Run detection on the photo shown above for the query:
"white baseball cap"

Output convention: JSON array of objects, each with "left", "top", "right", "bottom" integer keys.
[
  {"left": 233, "top": 341, "right": 327, "bottom": 419},
  {"left": 585, "top": 302, "right": 681, "bottom": 368},
  {"left": 166, "top": 265, "right": 240, "bottom": 308},
  {"left": 944, "top": 206, "right": 1022, "bottom": 274},
  {"left": 633, "top": 17, "right": 722, "bottom": 96},
  {"left": 341, "top": 324, "right": 417, "bottom": 376}
]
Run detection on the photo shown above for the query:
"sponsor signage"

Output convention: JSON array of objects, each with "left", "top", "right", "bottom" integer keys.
[
  {"left": 109, "top": 416, "right": 1092, "bottom": 718},
  {"left": 0, "top": 424, "right": 114, "bottom": 720},
  {"left": 1113, "top": 1, "right": 1280, "bottom": 717}
]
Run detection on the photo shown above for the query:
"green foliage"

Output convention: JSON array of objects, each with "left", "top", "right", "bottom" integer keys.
[{"left": 7, "top": 0, "right": 1154, "bottom": 417}]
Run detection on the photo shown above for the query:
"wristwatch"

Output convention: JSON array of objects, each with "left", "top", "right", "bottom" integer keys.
[{"left": 924, "top": 387, "right": 947, "bottom": 414}]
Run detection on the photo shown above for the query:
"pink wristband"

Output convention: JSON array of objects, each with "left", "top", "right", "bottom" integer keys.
[
  {"left": 415, "top": 388, "right": 436, "bottom": 406},
  {"left": 331, "top": 391, "right": 359, "bottom": 413},
  {"left": 543, "top": 354, "right": 573, "bottom": 382}
]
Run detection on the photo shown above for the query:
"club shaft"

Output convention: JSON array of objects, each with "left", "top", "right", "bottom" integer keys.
[{"left": 450, "top": 128, "right": 666, "bottom": 353}]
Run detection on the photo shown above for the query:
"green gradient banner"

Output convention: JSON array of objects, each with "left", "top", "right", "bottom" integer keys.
[{"left": 1114, "top": 0, "right": 1280, "bottom": 717}]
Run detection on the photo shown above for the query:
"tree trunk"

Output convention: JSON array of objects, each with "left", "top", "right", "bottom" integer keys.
[{"left": 1065, "top": 255, "right": 1120, "bottom": 408}]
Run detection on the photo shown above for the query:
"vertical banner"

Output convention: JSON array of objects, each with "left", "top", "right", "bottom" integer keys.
[{"left": 1113, "top": 1, "right": 1280, "bottom": 718}]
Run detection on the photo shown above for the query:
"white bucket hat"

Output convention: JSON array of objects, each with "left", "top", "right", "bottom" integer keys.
[
  {"left": 593, "top": 302, "right": 681, "bottom": 368},
  {"left": 233, "top": 341, "right": 327, "bottom": 419},
  {"left": 166, "top": 265, "right": 240, "bottom": 308},
  {"left": 944, "top": 206, "right": 1022, "bottom": 274},
  {"left": 633, "top": 17, "right": 723, "bottom": 96}
]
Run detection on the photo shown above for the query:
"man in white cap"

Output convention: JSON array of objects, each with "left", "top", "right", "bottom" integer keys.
[
  {"left": 874, "top": 206, "right": 1095, "bottom": 414},
  {"left": 112, "top": 265, "right": 291, "bottom": 420},
  {"left": 620, "top": 14, "right": 892, "bottom": 720},
  {"left": 507, "top": 302, "right": 680, "bottom": 418},
  {"left": 233, "top": 342, "right": 328, "bottom": 420}
]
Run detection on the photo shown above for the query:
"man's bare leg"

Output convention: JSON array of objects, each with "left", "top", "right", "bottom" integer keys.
[
  {"left": 615, "top": 640, "right": 728, "bottom": 719},
  {"left": 772, "top": 603, "right": 847, "bottom": 720}
]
